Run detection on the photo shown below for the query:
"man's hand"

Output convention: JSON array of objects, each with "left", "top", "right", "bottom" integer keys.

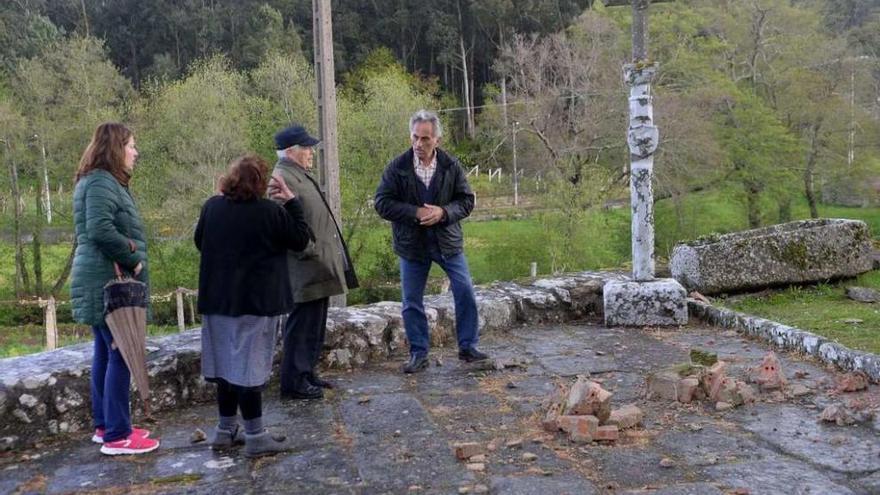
[
  {"left": 268, "top": 175, "right": 296, "bottom": 201},
  {"left": 133, "top": 262, "right": 143, "bottom": 277},
  {"left": 418, "top": 204, "right": 445, "bottom": 226}
]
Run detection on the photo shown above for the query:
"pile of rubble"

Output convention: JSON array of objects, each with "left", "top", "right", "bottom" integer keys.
[
  {"left": 646, "top": 350, "right": 795, "bottom": 411},
  {"left": 541, "top": 376, "right": 643, "bottom": 443}
]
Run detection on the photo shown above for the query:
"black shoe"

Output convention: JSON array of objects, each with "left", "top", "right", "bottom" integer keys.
[
  {"left": 401, "top": 355, "right": 429, "bottom": 374},
  {"left": 281, "top": 383, "right": 323, "bottom": 400},
  {"left": 308, "top": 373, "right": 335, "bottom": 389},
  {"left": 458, "top": 347, "right": 489, "bottom": 362}
]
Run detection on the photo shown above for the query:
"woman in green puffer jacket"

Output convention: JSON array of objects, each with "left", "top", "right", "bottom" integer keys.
[{"left": 71, "top": 122, "right": 159, "bottom": 456}]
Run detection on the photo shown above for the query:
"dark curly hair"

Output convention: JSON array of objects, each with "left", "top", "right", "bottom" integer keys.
[{"left": 220, "top": 154, "right": 269, "bottom": 201}]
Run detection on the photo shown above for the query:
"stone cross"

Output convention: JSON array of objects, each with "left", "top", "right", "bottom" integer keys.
[{"left": 602, "top": 0, "right": 687, "bottom": 327}]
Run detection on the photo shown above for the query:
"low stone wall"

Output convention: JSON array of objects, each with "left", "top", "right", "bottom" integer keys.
[
  {"left": 670, "top": 219, "right": 874, "bottom": 295},
  {"left": 689, "top": 299, "right": 880, "bottom": 382},
  {"left": 0, "top": 272, "right": 618, "bottom": 451}
]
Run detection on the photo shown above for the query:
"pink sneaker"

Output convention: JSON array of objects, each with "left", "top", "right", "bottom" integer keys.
[
  {"left": 92, "top": 427, "right": 151, "bottom": 444},
  {"left": 100, "top": 433, "right": 160, "bottom": 455}
]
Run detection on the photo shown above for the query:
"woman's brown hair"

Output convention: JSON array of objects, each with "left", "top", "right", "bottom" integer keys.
[
  {"left": 220, "top": 154, "right": 269, "bottom": 201},
  {"left": 75, "top": 122, "right": 133, "bottom": 186}
]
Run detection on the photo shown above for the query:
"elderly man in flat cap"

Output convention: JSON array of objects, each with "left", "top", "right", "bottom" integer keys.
[{"left": 271, "top": 124, "right": 358, "bottom": 400}]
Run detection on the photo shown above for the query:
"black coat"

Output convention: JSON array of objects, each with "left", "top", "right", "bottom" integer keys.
[
  {"left": 374, "top": 148, "right": 475, "bottom": 261},
  {"left": 194, "top": 195, "right": 311, "bottom": 316}
]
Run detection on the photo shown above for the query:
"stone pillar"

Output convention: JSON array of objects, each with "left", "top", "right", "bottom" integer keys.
[
  {"left": 625, "top": 64, "right": 658, "bottom": 281},
  {"left": 603, "top": 63, "right": 687, "bottom": 327}
]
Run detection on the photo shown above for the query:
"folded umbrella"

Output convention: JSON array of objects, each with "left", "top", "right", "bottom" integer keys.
[{"left": 103, "top": 263, "right": 152, "bottom": 418}]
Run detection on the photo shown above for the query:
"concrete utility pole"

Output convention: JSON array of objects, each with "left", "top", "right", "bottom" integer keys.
[
  {"left": 313, "top": 0, "right": 345, "bottom": 307},
  {"left": 602, "top": 0, "right": 687, "bottom": 327}
]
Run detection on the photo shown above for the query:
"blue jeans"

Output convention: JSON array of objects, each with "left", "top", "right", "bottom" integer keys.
[
  {"left": 400, "top": 250, "right": 479, "bottom": 358},
  {"left": 90, "top": 324, "right": 132, "bottom": 442}
]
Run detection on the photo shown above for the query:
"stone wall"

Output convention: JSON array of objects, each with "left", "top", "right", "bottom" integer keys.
[
  {"left": 0, "top": 272, "right": 618, "bottom": 451},
  {"left": 689, "top": 299, "right": 880, "bottom": 382}
]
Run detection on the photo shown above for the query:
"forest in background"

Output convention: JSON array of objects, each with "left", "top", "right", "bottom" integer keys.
[{"left": 1, "top": 0, "right": 880, "bottom": 313}]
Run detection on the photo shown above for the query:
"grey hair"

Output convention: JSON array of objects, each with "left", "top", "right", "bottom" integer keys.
[
  {"left": 276, "top": 145, "right": 304, "bottom": 159},
  {"left": 409, "top": 110, "right": 442, "bottom": 138}
]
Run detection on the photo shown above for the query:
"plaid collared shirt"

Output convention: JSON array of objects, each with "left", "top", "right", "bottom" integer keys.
[{"left": 413, "top": 151, "right": 437, "bottom": 187}]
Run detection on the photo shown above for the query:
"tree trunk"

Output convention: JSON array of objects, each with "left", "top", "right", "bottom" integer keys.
[
  {"left": 51, "top": 239, "right": 77, "bottom": 298},
  {"left": 5, "top": 142, "right": 29, "bottom": 297},
  {"left": 804, "top": 122, "right": 822, "bottom": 219},
  {"left": 33, "top": 190, "right": 44, "bottom": 297},
  {"left": 745, "top": 180, "right": 762, "bottom": 228},
  {"left": 456, "top": 0, "right": 475, "bottom": 138}
]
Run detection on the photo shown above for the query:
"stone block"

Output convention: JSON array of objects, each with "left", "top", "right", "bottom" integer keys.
[
  {"left": 846, "top": 287, "right": 880, "bottom": 303},
  {"left": 671, "top": 219, "right": 874, "bottom": 295},
  {"left": 647, "top": 371, "right": 680, "bottom": 401},
  {"left": 595, "top": 425, "right": 619, "bottom": 442},
  {"left": 607, "top": 405, "right": 643, "bottom": 429},
  {"left": 453, "top": 442, "right": 485, "bottom": 460},
  {"left": 603, "top": 278, "right": 688, "bottom": 327}
]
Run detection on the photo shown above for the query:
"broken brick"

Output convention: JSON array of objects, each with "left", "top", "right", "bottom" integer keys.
[
  {"left": 647, "top": 371, "right": 680, "bottom": 401},
  {"left": 677, "top": 377, "right": 701, "bottom": 404},
  {"left": 750, "top": 352, "right": 787, "bottom": 390},
  {"left": 702, "top": 361, "right": 728, "bottom": 399},
  {"left": 557, "top": 414, "right": 599, "bottom": 444},
  {"left": 565, "top": 378, "right": 612, "bottom": 423},
  {"left": 835, "top": 372, "right": 869, "bottom": 393},
  {"left": 453, "top": 442, "right": 485, "bottom": 460},
  {"left": 595, "top": 425, "right": 619, "bottom": 442},
  {"left": 607, "top": 405, "right": 643, "bottom": 429}
]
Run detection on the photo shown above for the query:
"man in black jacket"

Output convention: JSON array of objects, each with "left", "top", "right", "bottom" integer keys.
[{"left": 375, "top": 110, "right": 489, "bottom": 373}]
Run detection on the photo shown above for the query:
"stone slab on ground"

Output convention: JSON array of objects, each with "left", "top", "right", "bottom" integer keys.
[
  {"left": 603, "top": 278, "right": 688, "bottom": 327},
  {"left": 4, "top": 321, "right": 880, "bottom": 494},
  {"left": 670, "top": 218, "right": 874, "bottom": 295}
]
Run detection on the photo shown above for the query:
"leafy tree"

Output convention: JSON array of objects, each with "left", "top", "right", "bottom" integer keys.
[
  {"left": 12, "top": 35, "right": 132, "bottom": 297},
  {"left": 135, "top": 56, "right": 251, "bottom": 236}
]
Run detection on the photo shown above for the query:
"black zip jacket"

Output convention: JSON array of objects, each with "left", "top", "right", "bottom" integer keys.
[{"left": 374, "top": 148, "right": 475, "bottom": 261}]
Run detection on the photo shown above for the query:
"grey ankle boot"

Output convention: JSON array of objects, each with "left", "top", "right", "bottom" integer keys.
[
  {"left": 244, "top": 430, "right": 290, "bottom": 458},
  {"left": 210, "top": 424, "right": 245, "bottom": 450}
]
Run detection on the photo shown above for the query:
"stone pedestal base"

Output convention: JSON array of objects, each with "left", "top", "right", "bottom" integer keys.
[{"left": 603, "top": 278, "right": 687, "bottom": 327}]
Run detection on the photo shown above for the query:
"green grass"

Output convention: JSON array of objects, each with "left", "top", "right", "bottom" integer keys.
[
  {"left": 2, "top": 189, "right": 879, "bottom": 357},
  {"left": 653, "top": 188, "right": 880, "bottom": 257},
  {"left": 722, "top": 271, "right": 880, "bottom": 354},
  {"left": 0, "top": 323, "right": 183, "bottom": 358}
]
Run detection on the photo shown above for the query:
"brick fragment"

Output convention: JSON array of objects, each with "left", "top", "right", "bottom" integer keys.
[
  {"left": 607, "top": 405, "right": 643, "bottom": 429},
  {"left": 751, "top": 352, "right": 787, "bottom": 390},
  {"left": 677, "top": 377, "right": 701, "bottom": 403},
  {"left": 595, "top": 425, "right": 619, "bottom": 441},
  {"left": 557, "top": 414, "right": 599, "bottom": 444},
  {"left": 453, "top": 442, "right": 484, "bottom": 460},
  {"left": 565, "top": 377, "right": 612, "bottom": 423},
  {"left": 646, "top": 371, "right": 680, "bottom": 401},
  {"left": 836, "top": 372, "right": 869, "bottom": 393}
]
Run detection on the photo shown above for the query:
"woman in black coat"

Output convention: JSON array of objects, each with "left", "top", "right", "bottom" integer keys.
[{"left": 194, "top": 154, "right": 310, "bottom": 458}]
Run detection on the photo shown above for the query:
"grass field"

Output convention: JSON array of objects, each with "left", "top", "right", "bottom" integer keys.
[
  {"left": 722, "top": 271, "right": 880, "bottom": 354},
  {"left": 1, "top": 189, "right": 879, "bottom": 357}
]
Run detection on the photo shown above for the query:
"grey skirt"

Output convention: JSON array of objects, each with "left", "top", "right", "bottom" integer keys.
[{"left": 201, "top": 314, "right": 282, "bottom": 387}]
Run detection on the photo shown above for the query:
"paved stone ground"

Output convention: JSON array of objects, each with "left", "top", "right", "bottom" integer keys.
[{"left": 4, "top": 319, "right": 880, "bottom": 495}]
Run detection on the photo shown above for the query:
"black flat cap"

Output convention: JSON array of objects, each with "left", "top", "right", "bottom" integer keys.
[{"left": 275, "top": 125, "right": 320, "bottom": 149}]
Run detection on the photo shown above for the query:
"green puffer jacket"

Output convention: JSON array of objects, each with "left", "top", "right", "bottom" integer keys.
[{"left": 70, "top": 169, "right": 149, "bottom": 325}]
